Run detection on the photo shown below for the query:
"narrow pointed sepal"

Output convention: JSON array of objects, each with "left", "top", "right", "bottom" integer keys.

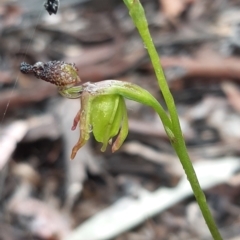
[{"left": 70, "top": 92, "right": 93, "bottom": 159}]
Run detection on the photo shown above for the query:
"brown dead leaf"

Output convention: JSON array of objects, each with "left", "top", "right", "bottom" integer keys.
[
  {"left": 221, "top": 82, "right": 240, "bottom": 113},
  {"left": 8, "top": 198, "right": 70, "bottom": 240},
  {"left": 143, "top": 54, "right": 240, "bottom": 82},
  {"left": 160, "top": 0, "right": 195, "bottom": 19},
  {"left": 0, "top": 121, "right": 28, "bottom": 170}
]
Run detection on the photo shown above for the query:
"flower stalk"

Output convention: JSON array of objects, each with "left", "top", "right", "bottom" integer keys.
[{"left": 123, "top": 0, "right": 222, "bottom": 239}]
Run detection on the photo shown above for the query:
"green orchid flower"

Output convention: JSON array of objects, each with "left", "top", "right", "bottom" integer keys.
[
  {"left": 20, "top": 61, "right": 173, "bottom": 159},
  {"left": 70, "top": 93, "right": 128, "bottom": 159}
]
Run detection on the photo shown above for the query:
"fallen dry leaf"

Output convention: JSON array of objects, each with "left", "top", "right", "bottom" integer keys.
[
  {"left": 221, "top": 82, "right": 240, "bottom": 113},
  {"left": 8, "top": 198, "right": 71, "bottom": 240},
  {"left": 160, "top": 0, "right": 195, "bottom": 19}
]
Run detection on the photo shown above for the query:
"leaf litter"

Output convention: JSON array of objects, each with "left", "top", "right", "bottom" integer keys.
[{"left": 1, "top": 0, "right": 240, "bottom": 239}]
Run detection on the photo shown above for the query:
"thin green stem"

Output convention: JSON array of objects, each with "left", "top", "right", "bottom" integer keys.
[{"left": 123, "top": 0, "right": 223, "bottom": 239}]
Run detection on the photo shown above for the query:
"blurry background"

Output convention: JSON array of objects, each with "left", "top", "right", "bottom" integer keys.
[{"left": 1, "top": 0, "right": 240, "bottom": 239}]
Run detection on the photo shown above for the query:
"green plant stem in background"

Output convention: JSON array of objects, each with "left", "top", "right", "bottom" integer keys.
[{"left": 123, "top": 0, "right": 223, "bottom": 239}]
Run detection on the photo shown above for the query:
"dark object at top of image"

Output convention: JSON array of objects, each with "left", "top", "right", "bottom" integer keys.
[{"left": 44, "top": 0, "right": 59, "bottom": 15}]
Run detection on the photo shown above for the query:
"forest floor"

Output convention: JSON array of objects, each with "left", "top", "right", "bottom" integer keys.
[{"left": 1, "top": 0, "right": 240, "bottom": 239}]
